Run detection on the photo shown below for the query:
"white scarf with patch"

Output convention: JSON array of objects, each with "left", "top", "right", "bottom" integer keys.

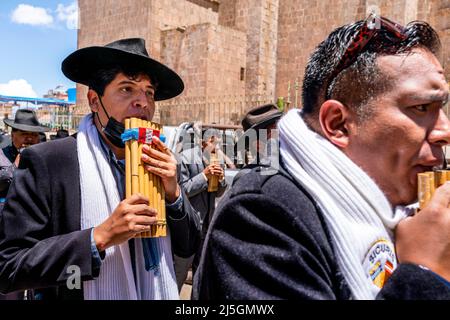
[
  {"left": 77, "top": 114, "right": 178, "bottom": 300},
  {"left": 278, "top": 109, "right": 410, "bottom": 299}
]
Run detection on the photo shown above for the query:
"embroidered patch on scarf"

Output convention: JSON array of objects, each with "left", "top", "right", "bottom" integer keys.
[{"left": 363, "top": 239, "right": 397, "bottom": 288}]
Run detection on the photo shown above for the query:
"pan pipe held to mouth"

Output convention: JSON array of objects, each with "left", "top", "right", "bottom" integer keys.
[
  {"left": 417, "top": 170, "right": 450, "bottom": 210},
  {"left": 207, "top": 151, "right": 220, "bottom": 192},
  {"left": 123, "top": 118, "right": 166, "bottom": 238}
]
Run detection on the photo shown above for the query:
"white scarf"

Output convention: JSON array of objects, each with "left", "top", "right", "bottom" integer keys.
[
  {"left": 278, "top": 109, "right": 410, "bottom": 299},
  {"left": 77, "top": 114, "right": 178, "bottom": 300}
]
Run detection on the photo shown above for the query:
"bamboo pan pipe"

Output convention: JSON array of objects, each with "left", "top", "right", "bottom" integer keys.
[
  {"left": 207, "top": 151, "right": 219, "bottom": 192},
  {"left": 417, "top": 170, "right": 450, "bottom": 210},
  {"left": 125, "top": 118, "right": 166, "bottom": 238}
]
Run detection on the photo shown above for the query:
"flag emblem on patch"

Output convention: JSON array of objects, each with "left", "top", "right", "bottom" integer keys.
[{"left": 363, "top": 239, "right": 397, "bottom": 289}]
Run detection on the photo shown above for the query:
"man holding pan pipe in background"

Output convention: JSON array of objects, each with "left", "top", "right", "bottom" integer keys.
[
  {"left": 173, "top": 125, "right": 227, "bottom": 291},
  {"left": 0, "top": 38, "right": 201, "bottom": 300},
  {"left": 194, "top": 14, "right": 450, "bottom": 300}
]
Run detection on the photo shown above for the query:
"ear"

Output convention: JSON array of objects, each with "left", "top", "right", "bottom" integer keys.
[
  {"left": 87, "top": 89, "right": 100, "bottom": 113},
  {"left": 318, "top": 100, "right": 352, "bottom": 149}
]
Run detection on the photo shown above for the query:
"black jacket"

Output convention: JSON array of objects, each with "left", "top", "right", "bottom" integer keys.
[
  {"left": 193, "top": 166, "right": 450, "bottom": 300},
  {"left": 0, "top": 145, "right": 17, "bottom": 199},
  {"left": 0, "top": 136, "right": 201, "bottom": 299}
]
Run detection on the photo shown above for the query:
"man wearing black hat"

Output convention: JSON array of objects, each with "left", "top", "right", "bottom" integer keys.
[
  {"left": 233, "top": 104, "right": 282, "bottom": 183},
  {"left": 0, "top": 38, "right": 200, "bottom": 300},
  {"left": 0, "top": 109, "right": 49, "bottom": 300},
  {"left": 50, "top": 129, "right": 69, "bottom": 140},
  {"left": 175, "top": 126, "right": 227, "bottom": 290},
  {"left": 0, "top": 109, "right": 49, "bottom": 206}
]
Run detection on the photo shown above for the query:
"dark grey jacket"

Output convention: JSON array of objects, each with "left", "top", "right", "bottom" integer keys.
[
  {"left": 180, "top": 147, "right": 227, "bottom": 238},
  {"left": 0, "top": 135, "right": 201, "bottom": 299},
  {"left": 0, "top": 146, "right": 16, "bottom": 199},
  {"left": 193, "top": 165, "right": 450, "bottom": 300}
]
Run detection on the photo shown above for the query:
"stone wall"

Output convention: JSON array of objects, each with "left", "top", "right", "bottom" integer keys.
[
  {"left": 76, "top": 0, "right": 450, "bottom": 123},
  {"left": 76, "top": 0, "right": 151, "bottom": 112},
  {"left": 158, "top": 23, "right": 246, "bottom": 123},
  {"left": 275, "top": 0, "right": 366, "bottom": 106},
  {"left": 76, "top": 0, "right": 219, "bottom": 114},
  {"left": 275, "top": 0, "right": 450, "bottom": 107},
  {"left": 433, "top": 0, "right": 450, "bottom": 81},
  {"left": 220, "top": 0, "right": 279, "bottom": 97}
]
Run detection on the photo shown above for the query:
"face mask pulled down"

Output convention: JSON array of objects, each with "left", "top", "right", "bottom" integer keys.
[{"left": 95, "top": 95, "right": 125, "bottom": 148}]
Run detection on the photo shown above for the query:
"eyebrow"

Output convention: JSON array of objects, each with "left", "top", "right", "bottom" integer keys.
[
  {"left": 117, "top": 80, "right": 155, "bottom": 89},
  {"left": 407, "top": 92, "right": 449, "bottom": 104}
]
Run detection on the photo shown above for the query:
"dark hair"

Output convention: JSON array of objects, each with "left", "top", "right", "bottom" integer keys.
[
  {"left": 301, "top": 20, "right": 441, "bottom": 120},
  {"left": 88, "top": 63, "right": 157, "bottom": 96}
]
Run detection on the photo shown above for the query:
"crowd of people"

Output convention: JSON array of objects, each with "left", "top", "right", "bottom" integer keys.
[{"left": 0, "top": 13, "right": 449, "bottom": 300}]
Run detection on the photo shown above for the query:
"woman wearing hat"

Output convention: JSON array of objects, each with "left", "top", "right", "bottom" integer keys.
[{"left": 0, "top": 38, "right": 200, "bottom": 300}]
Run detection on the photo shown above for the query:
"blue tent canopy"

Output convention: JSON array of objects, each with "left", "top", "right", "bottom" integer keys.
[{"left": 0, "top": 94, "right": 75, "bottom": 107}]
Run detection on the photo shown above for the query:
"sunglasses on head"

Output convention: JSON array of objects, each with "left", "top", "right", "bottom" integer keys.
[{"left": 325, "top": 13, "right": 408, "bottom": 100}]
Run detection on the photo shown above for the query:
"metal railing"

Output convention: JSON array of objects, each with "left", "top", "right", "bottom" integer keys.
[{"left": 156, "top": 94, "right": 275, "bottom": 126}]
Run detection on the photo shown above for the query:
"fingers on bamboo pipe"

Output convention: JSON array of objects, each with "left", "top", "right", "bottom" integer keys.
[
  {"left": 208, "top": 152, "right": 219, "bottom": 192},
  {"left": 128, "top": 119, "right": 167, "bottom": 238}
]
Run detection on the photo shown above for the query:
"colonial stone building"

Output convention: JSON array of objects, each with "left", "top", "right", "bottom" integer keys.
[{"left": 76, "top": 0, "right": 450, "bottom": 125}]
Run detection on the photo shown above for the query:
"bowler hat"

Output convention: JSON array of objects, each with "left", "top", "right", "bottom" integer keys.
[
  {"left": 235, "top": 104, "right": 282, "bottom": 152},
  {"left": 4, "top": 109, "right": 50, "bottom": 133},
  {"left": 241, "top": 104, "right": 283, "bottom": 132},
  {"left": 61, "top": 38, "right": 184, "bottom": 101}
]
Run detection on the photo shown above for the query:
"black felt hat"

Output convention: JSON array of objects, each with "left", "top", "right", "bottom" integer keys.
[
  {"left": 241, "top": 104, "right": 283, "bottom": 132},
  {"left": 4, "top": 109, "right": 50, "bottom": 132},
  {"left": 61, "top": 38, "right": 184, "bottom": 101}
]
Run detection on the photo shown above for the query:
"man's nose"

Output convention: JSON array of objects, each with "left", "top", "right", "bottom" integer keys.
[
  {"left": 132, "top": 90, "right": 149, "bottom": 109},
  {"left": 428, "top": 109, "right": 450, "bottom": 147}
]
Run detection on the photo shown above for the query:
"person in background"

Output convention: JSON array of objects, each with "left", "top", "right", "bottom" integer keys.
[
  {"left": 174, "top": 126, "right": 227, "bottom": 291},
  {"left": 0, "top": 109, "right": 49, "bottom": 300},
  {"left": 0, "top": 109, "right": 49, "bottom": 206},
  {"left": 50, "top": 129, "right": 70, "bottom": 140},
  {"left": 233, "top": 104, "right": 283, "bottom": 183}
]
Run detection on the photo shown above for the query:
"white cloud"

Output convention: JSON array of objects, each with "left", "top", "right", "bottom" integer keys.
[
  {"left": 56, "top": 2, "right": 79, "bottom": 30},
  {"left": 0, "top": 80, "right": 38, "bottom": 98},
  {"left": 11, "top": 4, "right": 54, "bottom": 26}
]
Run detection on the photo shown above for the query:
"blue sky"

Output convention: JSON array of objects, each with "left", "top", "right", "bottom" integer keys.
[{"left": 0, "top": 0, "right": 78, "bottom": 98}]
